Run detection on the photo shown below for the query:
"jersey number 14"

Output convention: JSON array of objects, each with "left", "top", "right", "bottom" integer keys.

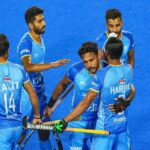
[{"left": 3, "top": 93, "right": 16, "bottom": 114}]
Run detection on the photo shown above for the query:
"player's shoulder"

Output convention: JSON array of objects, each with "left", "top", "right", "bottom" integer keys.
[
  {"left": 96, "top": 32, "right": 108, "bottom": 49},
  {"left": 108, "top": 64, "right": 133, "bottom": 73},
  {"left": 68, "top": 61, "right": 84, "bottom": 72},
  {"left": 122, "top": 30, "right": 134, "bottom": 39},
  {"left": 19, "top": 32, "right": 31, "bottom": 43},
  {"left": 95, "top": 65, "right": 111, "bottom": 80},
  {"left": 123, "top": 64, "right": 133, "bottom": 72},
  {"left": 66, "top": 61, "right": 84, "bottom": 81},
  {"left": 18, "top": 32, "right": 32, "bottom": 47},
  {"left": 109, "top": 64, "right": 133, "bottom": 77},
  {"left": 96, "top": 32, "right": 107, "bottom": 41},
  {"left": 8, "top": 61, "right": 24, "bottom": 72}
]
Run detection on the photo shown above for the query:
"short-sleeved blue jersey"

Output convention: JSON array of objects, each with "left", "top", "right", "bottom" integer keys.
[
  {"left": 96, "top": 30, "right": 135, "bottom": 64},
  {"left": 66, "top": 61, "right": 100, "bottom": 121},
  {"left": 0, "top": 61, "right": 29, "bottom": 128},
  {"left": 17, "top": 32, "right": 45, "bottom": 93},
  {"left": 91, "top": 64, "right": 133, "bottom": 133}
]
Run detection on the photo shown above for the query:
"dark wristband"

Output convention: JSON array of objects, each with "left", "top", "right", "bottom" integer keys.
[
  {"left": 48, "top": 97, "right": 56, "bottom": 108},
  {"left": 33, "top": 115, "right": 40, "bottom": 119},
  {"left": 34, "top": 117, "right": 40, "bottom": 119}
]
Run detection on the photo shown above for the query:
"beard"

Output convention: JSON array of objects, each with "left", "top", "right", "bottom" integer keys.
[
  {"left": 108, "top": 29, "right": 122, "bottom": 38},
  {"left": 88, "top": 67, "right": 97, "bottom": 74},
  {"left": 33, "top": 26, "right": 45, "bottom": 34}
]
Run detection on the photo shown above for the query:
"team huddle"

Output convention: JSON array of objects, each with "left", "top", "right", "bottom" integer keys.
[{"left": 0, "top": 6, "right": 135, "bottom": 150}]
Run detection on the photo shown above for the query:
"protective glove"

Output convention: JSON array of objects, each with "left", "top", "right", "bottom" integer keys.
[{"left": 53, "top": 119, "right": 67, "bottom": 133}]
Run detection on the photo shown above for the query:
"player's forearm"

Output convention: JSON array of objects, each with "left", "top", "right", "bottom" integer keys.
[
  {"left": 64, "top": 99, "right": 89, "bottom": 122},
  {"left": 52, "top": 82, "right": 69, "bottom": 100},
  {"left": 48, "top": 81, "right": 69, "bottom": 108},
  {"left": 64, "top": 91, "right": 97, "bottom": 122},
  {"left": 24, "top": 63, "right": 52, "bottom": 72},
  {"left": 29, "top": 93, "right": 40, "bottom": 117},
  {"left": 23, "top": 82, "right": 40, "bottom": 117}
]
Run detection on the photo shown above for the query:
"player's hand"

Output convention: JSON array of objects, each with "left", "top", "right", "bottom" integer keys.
[
  {"left": 109, "top": 97, "right": 131, "bottom": 113},
  {"left": 32, "top": 115, "right": 42, "bottom": 124},
  {"left": 53, "top": 119, "right": 67, "bottom": 133},
  {"left": 43, "top": 106, "right": 52, "bottom": 117},
  {"left": 51, "top": 59, "right": 70, "bottom": 68}
]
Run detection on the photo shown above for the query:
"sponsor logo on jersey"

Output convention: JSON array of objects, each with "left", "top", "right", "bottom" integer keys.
[
  {"left": 70, "top": 147, "right": 82, "bottom": 150},
  {"left": 80, "top": 81, "right": 86, "bottom": 85},
  {"left": 114, "top": 116, "right": 126, "bottom": 123},
  {"left": 3, "top": 77, "right": 11, "bottom": 81},
  {"left": 118, "top": 79, "right": 125, "bottom": 84}
]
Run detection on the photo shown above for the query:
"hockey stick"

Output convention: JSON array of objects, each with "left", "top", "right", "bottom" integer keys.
[
  {"left": 65, "top": 127, "right": 109, "bottom": 135},
  {"left": 52, "top": 84, "right": 74, "bottom": 111},
  {"left": 50, "top": 84, "right": 74, "bottom": 150},
  {"left": 20, "top": 84, "right": 74, "bottom": 150},
  {"left": 22, "top": 117, "right": 109, "bottom": 135},
  {"left": 42, "top": 120, "right": 60, "bottom": 125},
  {"left": 19, "top": 117, "right": 45, "bottom": 150}
]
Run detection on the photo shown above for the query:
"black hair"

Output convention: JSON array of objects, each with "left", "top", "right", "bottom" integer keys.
[
  {"left": 0, "top": 34, "right": 9, "bottom": 57},
  {"left": 78, "top": 42, "right": 98, "bottom": 58},
  {"left": 105, "top": 8, "right": 122, "bottom": 21},
  {"left": 25, "top": 6, "right": 44, "bottom": 24},
  {"left": 105, "top": 37, "right": 123, "bottom": 59}
]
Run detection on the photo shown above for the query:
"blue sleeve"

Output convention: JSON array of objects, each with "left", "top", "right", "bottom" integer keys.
[
  {"left": 17, "top": 37, "right": 32, "bottom": 60},
  {"left": 90, "top": 73, "right": 103, "bottom": 93},
  {"left": 66, "top": 61, "right": 84, "bottom": 81},
  {"left": 129, "top": 33, "right": 135, "bottom": 50},
  {"left": 66, "top": 66, "right": 76, "bottom": 81},
  {"left": 124, "top": 31, "right": 135, "bottom": 51},
  {"left": 90, "top": 67, "right": 109, "bottom": 93},
  {"left": 96, "top": 32, "right": 107, "bottom": 51},
  {"left": 21, "top": 67, "right": 29, "bottom": 84}
]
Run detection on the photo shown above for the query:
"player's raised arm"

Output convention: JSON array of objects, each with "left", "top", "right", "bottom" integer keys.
[{"left": 22, "top": 56, "right": 70, "bottom": 72}]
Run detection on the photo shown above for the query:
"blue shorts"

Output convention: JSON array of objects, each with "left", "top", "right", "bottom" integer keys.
[
  {"left": 68, "top": 119, "right": 96, "bottom": 150},
  {"left": 91, "top": 130, "right": 130, "bottom": 150},
  {"left": 0, "top": 126, "right": 22, "bottom": 150}
]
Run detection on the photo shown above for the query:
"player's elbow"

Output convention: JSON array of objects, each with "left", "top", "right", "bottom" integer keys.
[
  {"left": 25, "top": 66, "right": 31, "bottom": 72},
  {"left": 25, "top": 64, "right": 34, "bottom": 72},
  {"left": 59, "top": 80, "right": 69, "bottom": 90}
]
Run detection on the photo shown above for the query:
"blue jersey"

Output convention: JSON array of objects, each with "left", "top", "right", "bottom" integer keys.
[
  {"left": 66, "top": 61, "right": 100, "bottom": 121},
  {"left": 17, "top": 32, "right": 46, "bottom": 93},
  {"left": 97, "top": 30, "right": 135, "bottom": 64},
  {"left": 91, "top": 64, "right": 133, "bottom": 133},
  {"left": 0, "top": 61, "right": 29, "bottom": 128}
]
